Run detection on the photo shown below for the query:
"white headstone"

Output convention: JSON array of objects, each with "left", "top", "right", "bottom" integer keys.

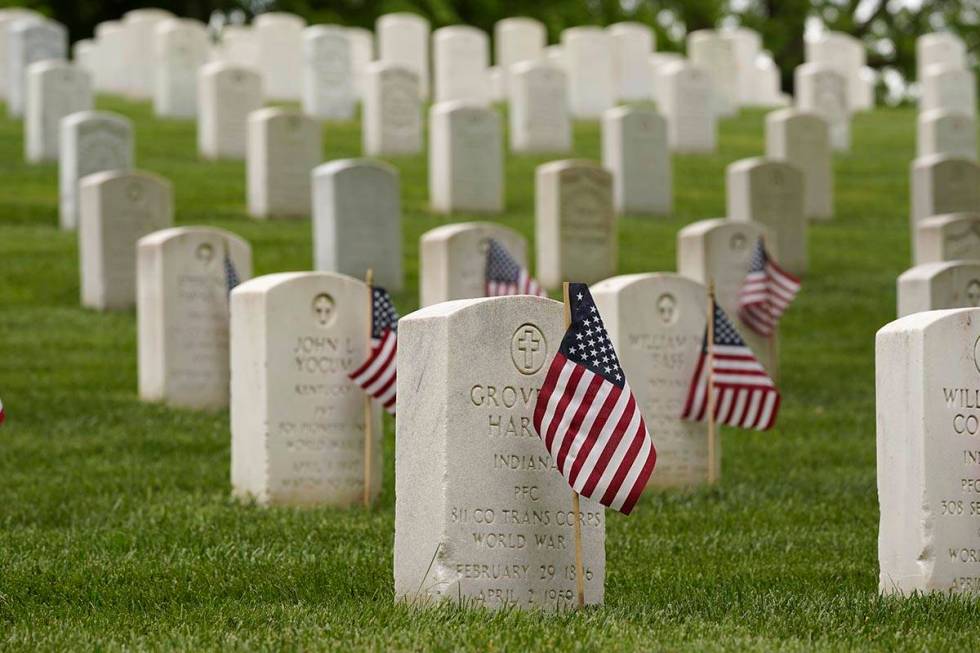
[
  {"left": 0, "top": 8, "right": 41, "bottom": 99},
  {"left": 592, "top": 274, "right": 713, "bottom": 487},
  {"left": 805, "top": 31, "right": 866, "bottom": 112},
  {"left": 916, "top": 33, "right": 967, "bottom": 81},
  {"left": 727, "top": 157, "right": 806, "bottom": 275},
  {"left": 153, "top": 19, "right": 209, "bottom": 119},
  {"left": 376, "top": 12, "right": 430, "bottom": 99},
  {"left": 313, "top": 159, "right": 403, "bottom": 291},
  {"left": 493, "top": 17, "right": 545, "bottom": 92},
  {"left": 120, "top": 8, "right": 174, "bottom": 98},
  {"left": 137, "top": 226, "right": 252, "bottom": 409},
  {"left": 254, "top": 12, "right": 306, "bottom": 101},
  {"left": 7, "top": 19, "right": 67, "bottom": 117},
  {"left": 747, "top": 56, "right": 788, "bottom": 108},
  {"left": 395, "top": 295, "right": 604, "bottom": 610},
  {"left": 917, "top": 110, "right": 977, "bottom": 160},
  {"left": 607, "top": 22, "right": 653, "bottom": 101},
  {"left": 429, "top": 101, "right": 503, "bottom": 214},
  {"left": 93, "top": 21, "right": 127, "bottom": 94},
  {"left": 649, "top": 52, "right": 683, "bottom": 109},
  {"left": 560, "top": 27, "right": 615, "bottom": 119},
  {"left": 78, "top": 169, "right": 174, "bottom": 311},
  {"left": 795, "top": 63, "right": 850, "bottom": 152},
  {"left": 910, "top": 155, "right": 980, "bottom": 258},
  {"left": 661, "top": 62, "right": 717, "bottom": 153},
  {"left": 346, "top": 26, "right": 373, "bottom": 100},
  {"left": 601, "top": 106, "right": 671, "bottom": 215},
  {"left": 687, "top": 29, "right": 737, "bottom": 116},
  {"left": 855, "top": 66, "right": 876, "bottom": 111},
  {"left": 362, "top": 63, "right": 421, "bottom": 156},
  {"left": 897, "top": 262, "right": 980, "bottom": 317},
  {"left": 215, "top": 25, "right": 257, "bottom": 67},
  {"left": 535, "top": 160, "right": 616, "bottom": 290},
  {"left": 246, "top": 108, "right": 321, "bottom": 219},
  {"left": 230, "top": 271, "right": 382, "bottom": 507},
  {"left": 765, "top": 108, "right": 832, "bottom": 220},
  {"left": 433, "top": 25, "right": 489, "bottom": 105},
  {"left": 302, "top": 25, "right": 355, "bottom": 120},
  {"left": 916, "top": 213, "right": 980, "bottom": 265},
  {"left": 197, "top": 62, "right": 263, "bottom": 161},
  {"left": 508, "top": 61, "right": 571, "bottom": 154},
  {"left": 488, "top": 65, "right": 505, "bottom": 102},
  {"left": 419, "top": 222, "right": 529, "bottom": 307},
  {"left": 25, "top": 60, "right": 92, "bottom": 164},
  {"left": 920, "top": 65, "right": 977, "bottom": 118},
  {"left": 72, "top": 38, "right": 95, "bottom": 77},
  {"left": 721, "top": 27, "right": 762, "bottom": 106},
  {"left": 59, "top": 111, "right": 133, "bottom": 231}
]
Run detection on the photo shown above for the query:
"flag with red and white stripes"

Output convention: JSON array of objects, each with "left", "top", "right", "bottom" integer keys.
[
  {"left": 486, "top": 238, "right": 546, "bottom": 298},
  {"left": 532, "top": 283, "right": 657, "bottom": 515},
  {"left": 348, "top": 286, "right": 399, "bottom": 414},
  {"left": 681, "top": 302, "right": 781, "bottom": 430},
  {"left": 737, "top": 238, "right": 801, "bottom": 337},
  {"left": 0, "top": 396, "right": 5, "bottom": 425}
]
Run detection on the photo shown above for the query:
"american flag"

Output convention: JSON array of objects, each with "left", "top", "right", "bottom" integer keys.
[
  {"left": 485, "top": 238, "right": 546, "bottom": 298},
  {"left": 532, "top": 283, "right": 657, "bottom": 515},
  {"left": 223, "top": 251, "right": 241, "bottom": 296},
  {"left": 681, "top": 302, "right": 780, "bottom": 431},
  {"left": 348, "top": 286, "right": 400, "bottom": 414},
  {"left": 737, "top": 238, "right": 800, "bottom": 337},
  {"left": 0, "top": 396, "right": 5, "bottom": 425}
]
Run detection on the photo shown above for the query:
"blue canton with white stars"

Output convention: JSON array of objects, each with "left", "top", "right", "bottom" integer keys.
[
  {"left": 748, "top": 238, "right": 768, "bottom": 274},
  {"left": 486, "top": 239, "right": 521, "bottom": 283},
  {"left": 371, "top": 286, "right": 400, "bottom": 338},
  {"left": 224, "top": 255, "right": 241, "bottom": 296},
  {"left": 706, "top": 303, "right": 748, "bottom": 350},
  {"left": 559, "top": 283, "right": 625, "bottom": 388}
]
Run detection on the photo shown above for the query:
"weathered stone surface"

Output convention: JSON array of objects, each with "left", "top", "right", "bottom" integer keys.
[
  {"left": 246, "top": 107, "right": 321, "bottom": 219},
  {"left": 910, "top": 155, "right": 980, "bottom": 259},
  {"left": 428, "top": 101, "right": 503, "bottom": 214},
  {"left": 916, "top": 213, "right": 980, "bottom": 265},
  {"left": 601, "top": 105, "right": 671, "bottom": 215},
  {"left": 897, "top": 262, "right": 980, "bottom": 317}
]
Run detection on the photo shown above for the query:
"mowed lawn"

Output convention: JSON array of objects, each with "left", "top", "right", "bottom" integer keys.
[{"left": 1, "top": 96, "right": 978, "bottom": 651}]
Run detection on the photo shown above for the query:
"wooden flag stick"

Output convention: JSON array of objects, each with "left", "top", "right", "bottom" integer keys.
[
  {"left": 563, "top": 282, "right": 586, "bottom": 610},
  {"left": 363, "top": 268, "right": 374, "bottom": 508},
  {"left": 707, "top": 281, "right": 718, "bottom": 486}
]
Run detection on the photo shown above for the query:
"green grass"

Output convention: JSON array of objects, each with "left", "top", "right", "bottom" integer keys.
[{"left": 1, "top": 96, "right": 979, "bottom": 651}]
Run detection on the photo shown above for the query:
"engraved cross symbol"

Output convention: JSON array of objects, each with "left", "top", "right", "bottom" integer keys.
[{"left": 517, "top": 328, "right": 540, "bottom": 370}]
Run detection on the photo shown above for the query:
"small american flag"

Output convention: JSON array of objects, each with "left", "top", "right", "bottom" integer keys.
[
  {"left": 737, "top": 238, "right": 800, "bottom": 337},
  {"left": 223, "top": 252, "right": 241, "bottom": 296},
  {"left": 0, "top": 396, "right": 5, "bottom": 425},
  {"left": 533, "top": 284, "right": 657, "bottom": 515},
  {"left": 681, "top": 302, "right": 780, "bottom": 430},
  {"left": 486, "top": 239, "right": 546, "bottom": 298},
  {"left": 348, "top": 286, "right": 399, "bottom": 414}
]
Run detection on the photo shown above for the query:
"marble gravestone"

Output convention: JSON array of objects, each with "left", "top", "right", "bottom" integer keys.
[
  {"left": 429, "top": 102, "right": 503, "bottom": 214},
  {"left": 677, "top": 218, "right": 777, "bottom": 374},
  {"left": 313, "top": 159, "right": 403, "bottom": 291},
  {"left": 93, "top": 21, "right": 127, "bottom": 94},
  {"left": 877, "top": 308, "right": 980, "bottom": 595},
  {"left": 649, "top": 52, "right": 682, "bottom": 109},
  {"left": 727, "top": 158, "right": 806, "bottom": 275},
  {"left": 120, "top": 8, "right": 174, "bottom": 99},
  {"left": 246, "top": 108, "right": 321, "bottom": 219},
  {"left": 722, "top": 27, "right": 762, "bottom": 106},
  {"left": 607, "top": 22, "right": 653, "bottom": 102},
  {"left": 897, "top": 262, "right": 980, "bottom": 317},
  {"left": 765, "top": 108, "right": 832, "bottom": 220},
  {"left": 25, "top": 60, "right": 92, "bottom": 164},
  {"left": 72, "top": 39, "right": 95, "bottom": 78},
  {"left": 137, "top": 226, "right": 253, "bottom": 409},
  {"left": 59, "top": 111, "right": 133, "bottom": 231},
  {"left": 916, "top": 33, "right": 966, "bottom": 81},
  {"left": 560, "top": 27, "right": 615, "bottom": 119},
  {"left": 535, "top": 160, "right": 616, "bottom": 290},
  {"left": 376, "top": 12, "right": 430, "bottom": 99},
  {"left": 687, "top": 29, "right": 737, "bottom": 117},
  {"left": 917, "top": 111, "right": 977, "bottom": 161},
  {"left": 601, "top": 106, "right": 671, "bottom": 215},
  {"left": 592, "top": 273, "right": 713, "bottom": 487},
  {"left": 231, "top": 271, "right": 382, "bottom": 507},
  {"left": 916, "top": 214, "right": 980, "bottom": 265},
  {"left": 910, "top": 156, "right": 980, "bottom": 259},
  {"left": 661, "top": 62, "right": 716, "bottom": 153},
  {"left": 419, "top": 222, "right": 529, "bottom": 307},
  {"left": 302, "top": 25, "right": 355, "bottom": 121},
  {"left": 509, "top": 61, "right": 570, "bottom": 154},
  {"left": 920, "top": 65, "right": 976, "bottom": 118},
  {"left": 78, "top": 170, "right": 173, "bottom": 311},
  {"left": 433, "top": 25, "right": 489, "bottom": 105},
  {"left": 153, "top": 19, "right": 209, "bottom": 119},
  {"left": 254, "top": 12, "right": 305, "bottom": 101},
  {"left": 493, "top": 17, "right": 545, "bottom": 93},
  {"left": 7, "top": 19, "right": 67, "bottom": 118},
  {"left": 197, "top": 63, "right": 263, "bottom": 161},
  {"left": 805, "top": 31, "right": 866, "bottom": 113},
  {"left": 0, "top": 8, "right": 41, "bottom": 100},
  {"left": 345, "top": 27, "right": 373, "bottom": 101},
  {"left": 795, "top": 63, "right": 850, "bottom": 152},
  {"left": 363, "top": 63, "right": 421, "bottom": 156},
  {"left": 395, "top": 295, "right": 605, "bottom": 610},
  {"left": 214, "top": 25, "right": 258, "bottom": 68}
]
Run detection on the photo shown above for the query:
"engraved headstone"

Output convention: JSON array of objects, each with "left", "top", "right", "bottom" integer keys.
[
  {"left": 433, "top": 25, "right": 489, "bottom": 105},
  {"left": 535, "top": 160, "right": 616, "bottom": 290},
  {"left": 313, "top": 159, "right": 403, "bottom": 291},
  {"left": 395, "top": 295, "right": 604, "bottom": 610},
  {"left": 916, "top": 33, "right": 967, "bottom": 81},
  {"left": 246, "top": 108, "right": 321, "bottom": 219},
  {"left": 197, "top": 62, "right": 263, "bottom": 160},
  {"left": 78, "top": 169, "right": 173, "bottom": 311},
  {"left": 897, "top": 262, "right": 980, "bottom": 317},
  {"left": 727, "top": 157, "right": 806, "bottom": 275},
  {"left": 687, "top": 29, "right": 737, "bottom": 116},
  {"left": 493, "top": 17, "right": 545, "bottom": 93},
  {"left": 429, "top": 101, "right": 503, "bottom": 214},
  {"left": 363, "top": 63, "right": 421, "bottom": 156},
  {"left": 607, "top": 22, "right": 653, "bottom": 102},
  {"left": 765, "top": 108, "right": 832, "bottom": 220},
  {"left": 508, "top": 61, "right": 571, "bottom": 154},
  {"left": 302, "top": 25, "right": 355, "bottom": 120},
  {"left": 231, "top": 271, "right": 382, "bottom": 507},
  {"left": 254, "top": 12, "right": 305, "bottom": 101},
  {"left": 25, "top": 60, "right": 92, "bottom": 163},
  {"left": 153, "top": 18, "right": 209, "bottom": 118},
  {"left": 419, "top": 222, "right": 529, "bottom": 307},
  {"left": 601, "top": 105, "right": 671, "bottom": 215},
  {"left": 591, "top": 273, "right": 712, "bottom": 487},
  {"left": 910, "top": 155, "right": 980, "bottom": 258},
  {"left": 916, "top": 214, "right": 980, "bottom": 265},
  {"left": 137, "top": 227, "right": 252, "bottom": 409},
  {"left": 921, "top": 65, "right": 977, "bottom": 118},
  {"left": 376, "top": 12, "right": 430, "bottom": 99},
  {"left": 7, "top": 18, "right": 67, "bottom": 117},
  {"left": 795, "top": 63, "right": 850, "bottom": 152},
  {"left": 560, "top": 27, "right": 615, "bottom": 119},
  {"left": 805, "top": 31, "right": 866, "bottom": 112},
  {"left": 661, "top": 61, "right": 716, "bottom": 153},
  {"left": 877, "top": 307, "right": 980, "bottom": 595},
  {"left": 917, "top": 110, "right": 977, "bottom": 161}
]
